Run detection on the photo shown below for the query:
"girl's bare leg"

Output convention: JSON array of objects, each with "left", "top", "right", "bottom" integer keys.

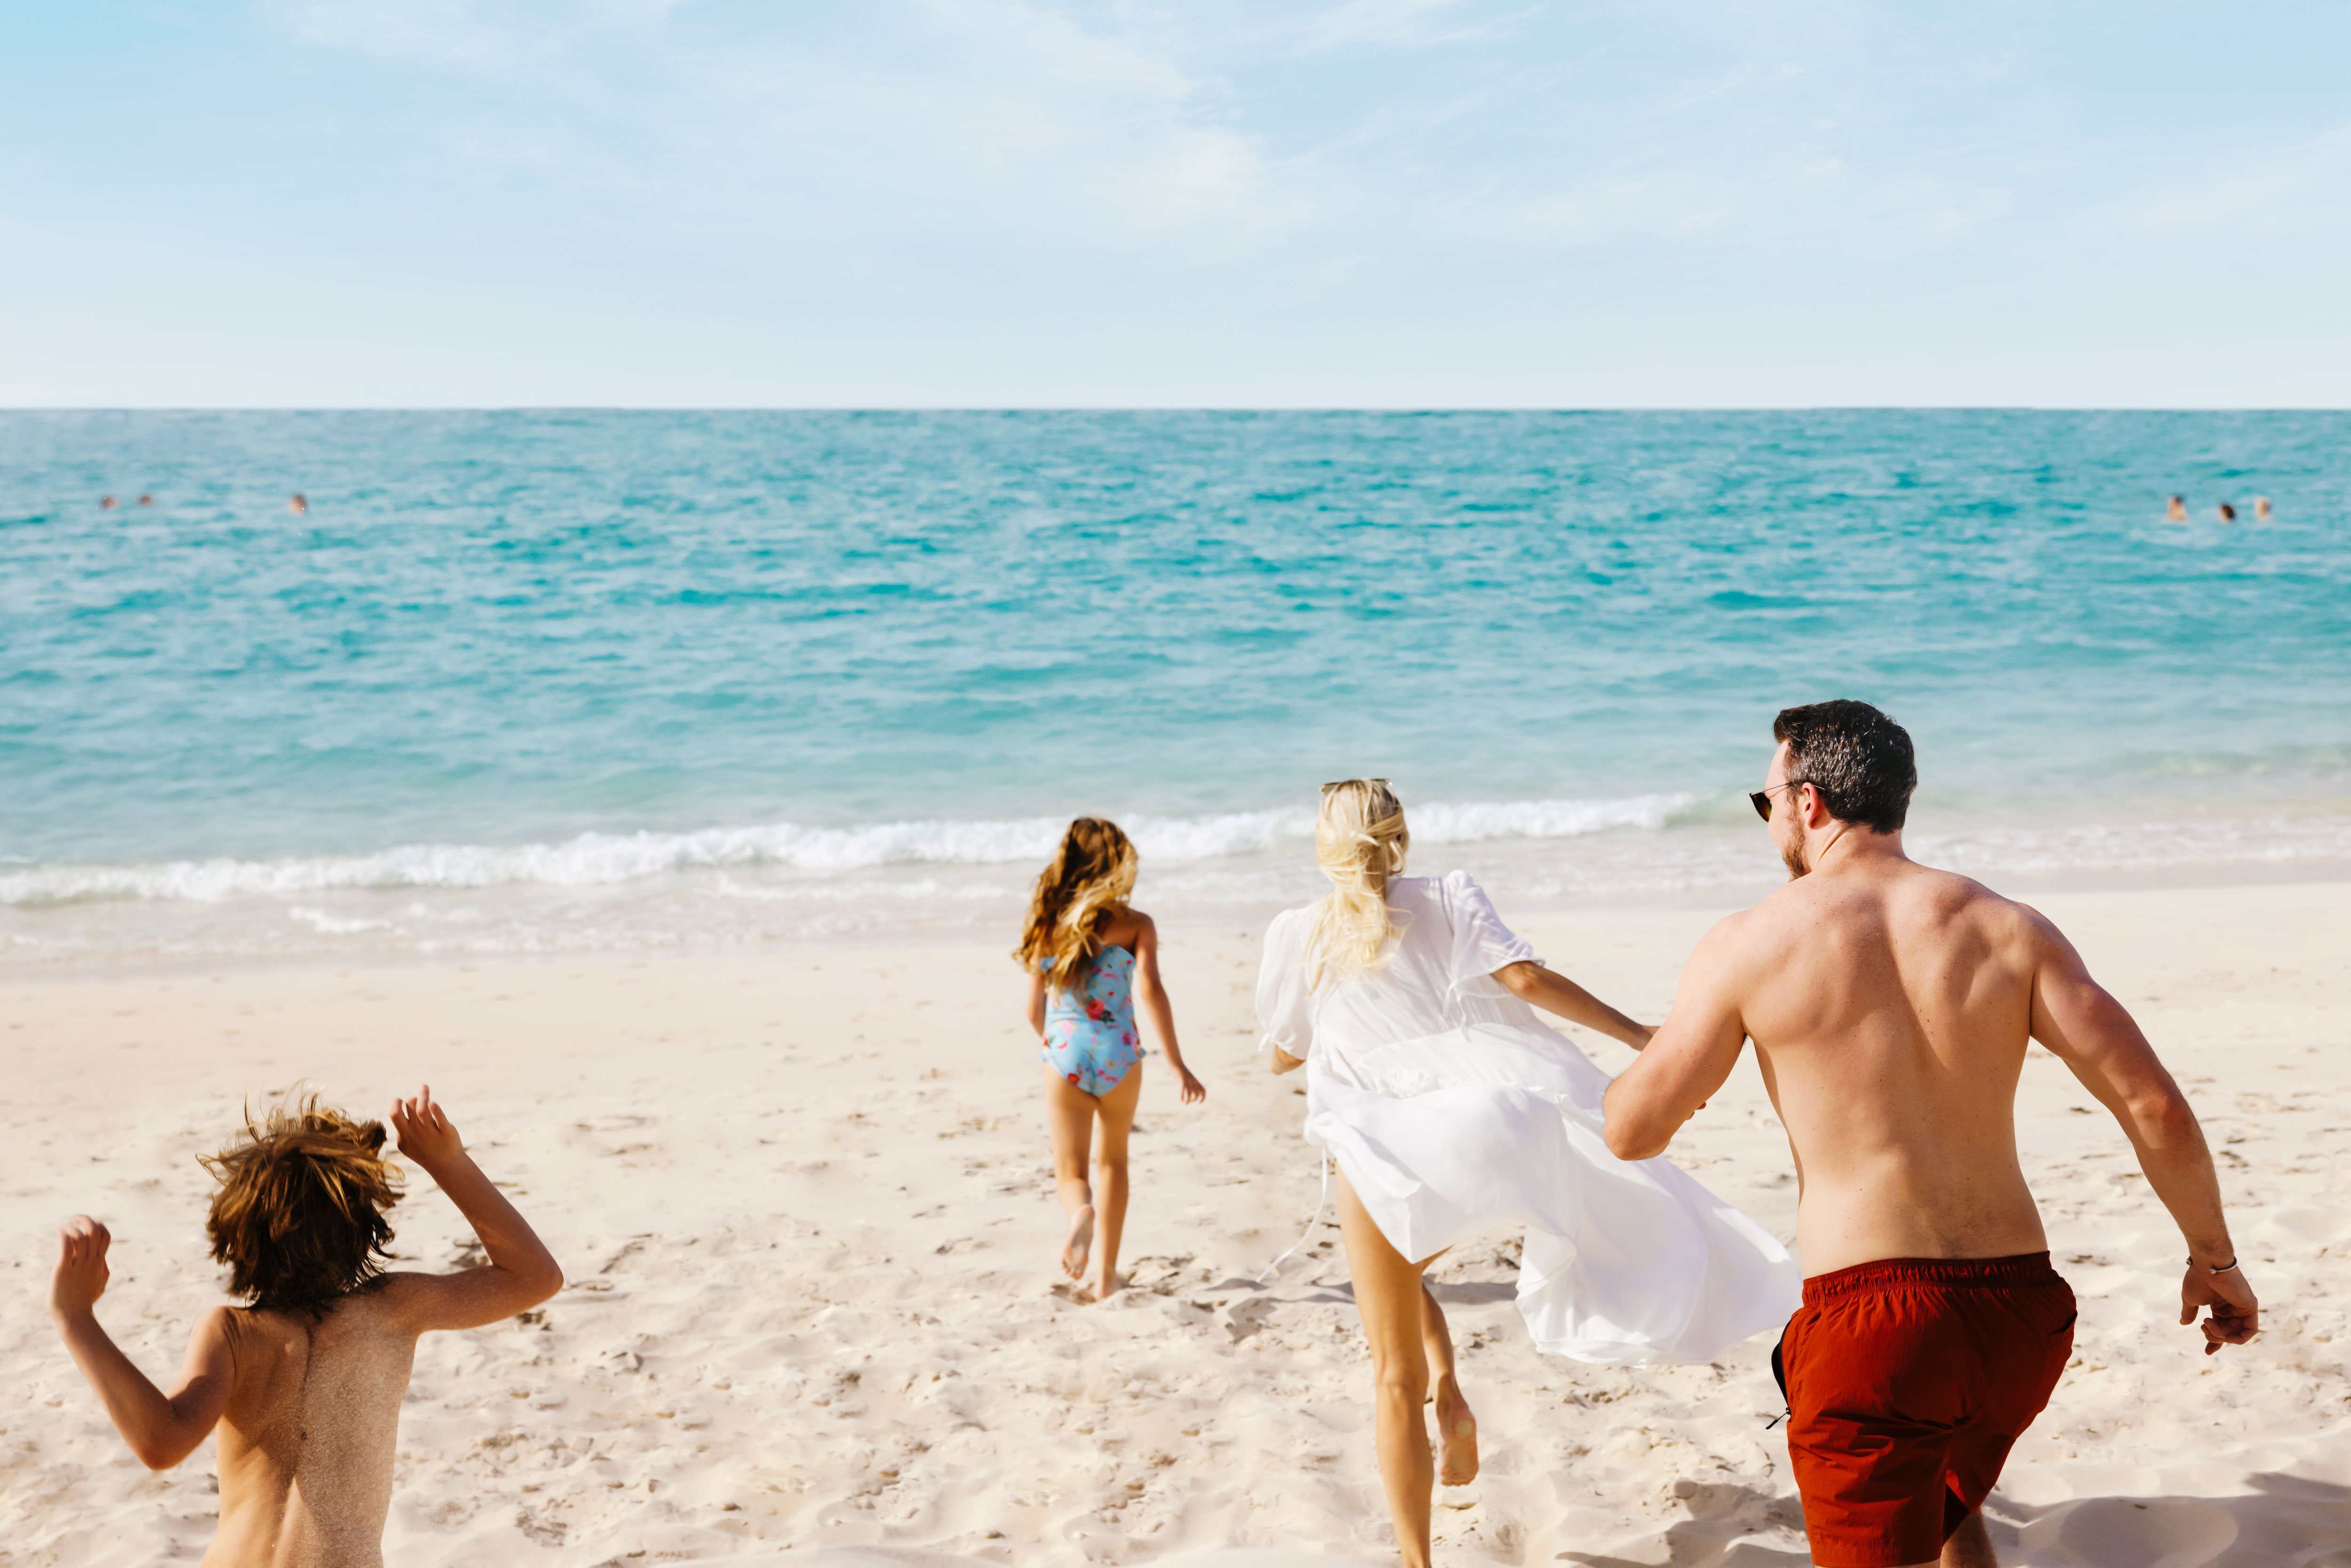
[
  {"left": 1042, "top": 1065, "right": 1097, "bottom": 1281},
  {"left": 1420, "top": 1284, "right": 1479, "bottom": 1485},
  {"left": 1337, "top": 1169, "right": 1437, "bottom": 1568},
  {"left": 1087, "top": 1062, "right": 1145, "bottom": 1301}
]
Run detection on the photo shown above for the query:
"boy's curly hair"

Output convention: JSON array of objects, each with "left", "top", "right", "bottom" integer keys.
[{"left": 202, "top": 1093, "right": 403, "bottom": 1319}]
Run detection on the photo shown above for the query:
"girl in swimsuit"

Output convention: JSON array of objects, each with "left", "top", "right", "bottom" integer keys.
[{"left": 1015, "top": 818, "right": 1206, "bottom": 1301}]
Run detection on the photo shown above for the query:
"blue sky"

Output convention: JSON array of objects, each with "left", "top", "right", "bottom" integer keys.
[{"left": 5, "top": 1, "right": 2349, "bottom": 407}]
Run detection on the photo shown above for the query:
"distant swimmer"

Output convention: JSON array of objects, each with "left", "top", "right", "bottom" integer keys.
[
  {"left": 2255, "top": 495, "right": 2272, "bottom": 521},
  {"left": 2166, "top": 495, "right": 2187, "bottom": 522},
  {"left": 289, "top": 493, "right": 309, "bottom": 516},
  {"left": 99, "top": 495, "right": 117, "bottom": 511},
  {"left": 136, "top": 494, "right": 153, "bottom": 506},
  {"left": 2218, "top": 502, "right": 2237, "bottom": 523}
]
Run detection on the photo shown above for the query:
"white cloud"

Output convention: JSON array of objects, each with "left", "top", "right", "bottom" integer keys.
[
  {"left": 271, "top": 0, "right": 1314, "bottom": 252},
  {"left": 873, "top": 0, "right": 1309, "bottom": 244},
  {"left": 1293, "top": 0, "right": 1522, "bottom": 52},
  {"left": 1474, "top": 161, "right": 2011, "bottom": 257},
  {"left": 2137, "top": 126, "right": 2351, "bottom": 232},
  {"left": 272, "top": 0, "right": 578, "bottom": 69},
  {"left": 17, "top": 0, "right": 2336, "bottom": 403},
  {"left": 278, "top": 0, "right": 690, "bottom": 53},
  {"left": 922, "top": 0, "right": 1194, "bottom": 102}
]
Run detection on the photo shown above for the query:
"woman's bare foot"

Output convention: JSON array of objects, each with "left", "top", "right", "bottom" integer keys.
[
  {"left": 1061, "top": 1206, "right": 1095, "bottom": 1281},
  {"left": 1089, "top": 1271, "right": 1123, "bottom": 1304},
  {"left": 1434, "top": 1380, "right": 1479, "bottom": 1486}
]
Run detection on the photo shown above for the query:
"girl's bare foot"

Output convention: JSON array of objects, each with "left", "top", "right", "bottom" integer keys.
[
  {"left": 1061, "top": 1206, "right": 1095, "bottom": 1281},
  {"left": 1089, "top": 1271, "right": 1122, "bottom": 1304},
  {"left": 1434, "top": 1380, "right": 1479, "bottom": 1486}
]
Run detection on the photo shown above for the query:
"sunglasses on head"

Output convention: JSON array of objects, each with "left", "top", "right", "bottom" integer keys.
[
  {"left": 1749, "top": 780, "right": 1814, "bottom": 822},
  {"left": 1321, "top": 777, "right": 1391, "bottom": 796}
]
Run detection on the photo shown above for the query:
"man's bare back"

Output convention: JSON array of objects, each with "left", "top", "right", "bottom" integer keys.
[
  {"left": 1701, "top": 857, "right": 2054, "bottom": 1274},
  {"left": 1602, "top": 702, "right": 2255, "bottom": 1568}
]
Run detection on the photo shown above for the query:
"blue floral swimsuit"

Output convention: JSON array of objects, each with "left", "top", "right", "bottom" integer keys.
[{"left": 1041, "top": 947, "right": 1145, "bottom": 1095}]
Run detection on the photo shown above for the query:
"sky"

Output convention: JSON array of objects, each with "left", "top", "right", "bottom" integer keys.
[{"left": 4, "top": 1, "right": 2350, "bottom": 408}]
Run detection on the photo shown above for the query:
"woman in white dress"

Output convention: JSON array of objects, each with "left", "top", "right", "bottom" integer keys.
[{"left": 1258, "top": 780, "right": 1800, "bottom": 1568}]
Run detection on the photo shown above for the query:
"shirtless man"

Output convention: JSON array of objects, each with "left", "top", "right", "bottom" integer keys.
[
  {"left": 1603, "top": 701, "right": 2257, "bottom": 1568},
  {"left": 50, "top": 1087, "right": 561, "bottom": 1567}
]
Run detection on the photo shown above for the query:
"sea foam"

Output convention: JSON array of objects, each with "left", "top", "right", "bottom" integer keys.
[{"left": 0, "top": 794, "right": 1695, "bottom": 906}]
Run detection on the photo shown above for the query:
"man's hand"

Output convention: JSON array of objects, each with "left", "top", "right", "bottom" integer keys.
[
  {"left": 51, "top": 1216, "right": 112, "bottom": 1321},
  {"left": 390, "top": 1085, "right": 466, "bottom": 1171},
  {"left": 2182, "top": 1263, "right": 2259, "bottom": 1355}
]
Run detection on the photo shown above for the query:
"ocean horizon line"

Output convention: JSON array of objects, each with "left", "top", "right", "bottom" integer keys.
[{"left": 9, "top": 403, "right": 2351, "bottom": 416}]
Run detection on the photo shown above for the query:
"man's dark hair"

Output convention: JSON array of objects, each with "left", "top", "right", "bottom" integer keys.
[{"left": 1772, "top": 701, "right": 1917, "bottom": 834}]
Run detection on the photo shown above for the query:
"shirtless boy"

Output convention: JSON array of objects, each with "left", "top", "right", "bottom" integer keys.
[
  {"left": 50, "top": 1087, "right": 562, "bottom": 1567},
  {"left": 1604, "top": 701, "right": 2257, "bottom": 1568}
]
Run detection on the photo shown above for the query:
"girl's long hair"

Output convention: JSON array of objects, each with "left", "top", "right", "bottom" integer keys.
[
  {"left": 1015, "top": 817, "right": 1139, "bottom": 994},
  {"left": 1303, "top": 778, "right": 1410, "bottom": 986}
]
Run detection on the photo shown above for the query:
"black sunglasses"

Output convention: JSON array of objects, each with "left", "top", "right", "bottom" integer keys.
[{"left": 1749, "top": 780, "right": 1813, "bottom": 822}]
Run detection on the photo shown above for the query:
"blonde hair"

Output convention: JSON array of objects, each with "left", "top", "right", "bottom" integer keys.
[
  {"left": 1014, "top": 817, "right": 1139, "bottom": 994},
  {"left": 1303, "top": 779, "right": 1410, "bottom": 985}
]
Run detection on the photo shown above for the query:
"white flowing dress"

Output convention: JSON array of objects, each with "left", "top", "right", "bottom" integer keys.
[{"left": 1257, "top": 871, "right": 1801, "bottom": 1366}]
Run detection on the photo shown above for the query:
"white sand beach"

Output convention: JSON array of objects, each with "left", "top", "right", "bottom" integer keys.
[{"left": 3, "top": 881, "right": 2346, "bottom": 1567}]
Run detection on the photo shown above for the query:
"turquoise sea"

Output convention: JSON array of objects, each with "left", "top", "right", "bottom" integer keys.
[{"left": 4, "top": 410, "right": 2348, "bottom": 961}]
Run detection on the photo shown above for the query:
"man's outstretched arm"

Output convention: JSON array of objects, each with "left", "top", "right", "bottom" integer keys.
[
  {"left": 2026, "top": 912, "right": 2258, "bottom": 1353},
  {"left": 1603, "top": 916, "right": 1750, "bottom": 1160}
]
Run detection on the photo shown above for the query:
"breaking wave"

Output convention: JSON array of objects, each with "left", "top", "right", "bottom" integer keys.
[{"left": 0, "top": 794, "right": 1696, "bottom": 906}]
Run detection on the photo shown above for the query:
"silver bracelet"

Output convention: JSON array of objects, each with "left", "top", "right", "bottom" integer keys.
[{"left": 2202, "top": 1256, "right": 2240, "bottom": 1275}]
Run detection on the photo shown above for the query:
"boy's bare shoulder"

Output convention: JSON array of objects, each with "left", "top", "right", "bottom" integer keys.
[
  {"left": 189, "top": 1302, "right": 250, "bottom": 1371},
  {"left": 226, "top": 1276, "right": 428, "bottom": 1344},
  {"left": 209, "top": 1301, "right": 285, "bottom": 1351},
  {"left": 207, "top": 1304, "right": 305, "bottom": 1395},
  {"left": 343, "top": 1271, "right": 437, "bottom": 1329}
]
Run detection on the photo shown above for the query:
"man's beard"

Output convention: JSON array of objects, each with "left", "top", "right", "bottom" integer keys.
[{"left": 1781, "top": 839, "right": 1810, "bottom": 880}]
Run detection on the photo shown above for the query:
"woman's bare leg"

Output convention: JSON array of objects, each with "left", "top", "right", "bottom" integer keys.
[
  {"left": 1337, "top": 1169, "right": 1437, "bottom": 1568},
  {"left": 1042, "top": 1065, "right": 1097, "bottom": 1282},
  {"left": 1420, "top": 1284, "right": 1479, "bottom": 1485},
  {"left": 1087, "top": 1062, "right": 1145, "bottom": 1301}
]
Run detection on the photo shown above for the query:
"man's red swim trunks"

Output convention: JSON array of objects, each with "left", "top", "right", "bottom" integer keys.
[{"left": 1775, "top": 1253, "right": 2075, "bottom": 1568}]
